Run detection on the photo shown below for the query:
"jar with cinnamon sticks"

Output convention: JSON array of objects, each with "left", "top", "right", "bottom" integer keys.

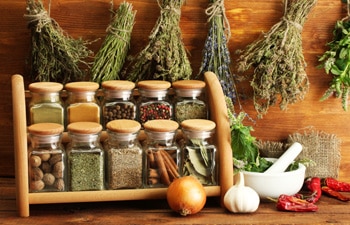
[{"left": 143, "top": 119, "right": 180, "bottom": 187}]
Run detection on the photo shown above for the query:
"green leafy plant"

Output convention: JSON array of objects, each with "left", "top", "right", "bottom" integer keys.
[{"left": 319, "top": 19, "right": 350, "bottom": 111}]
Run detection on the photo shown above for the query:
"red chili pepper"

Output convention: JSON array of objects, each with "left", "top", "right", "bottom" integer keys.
[
  {"left": 304, "top": 177, "right": 322, "bottom": 203},
  {"left": 321, "top": 186, "right": 350, "bottom": 202},
  {"left": 321, "top": 177, "right": 350, "bottom": 192},
  {"left": 276, "top": 194, "right": 318, "bottom": 212}
]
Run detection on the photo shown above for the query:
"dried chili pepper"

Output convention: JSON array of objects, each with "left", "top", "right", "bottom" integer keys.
[
  {"left": 321, "top": 177, "right": 350, "bottom": 192},
  {"left": 276, "top": 194, "right": 318, "bottom": 212},
  {"left": 321, "top": 186, "right": 350, "bottom": 202},
  {"left": 304, "top": 177, "right": 322, "bottom": 203}
]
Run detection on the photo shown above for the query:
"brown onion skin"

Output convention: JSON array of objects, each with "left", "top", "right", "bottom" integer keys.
[{"left": 166, "top": 176, "right": 207, "bottom": 216}]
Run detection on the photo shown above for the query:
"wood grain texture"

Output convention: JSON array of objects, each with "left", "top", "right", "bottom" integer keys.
[{"left": 0, "top": 0, "right": 349, "bottom": 183}]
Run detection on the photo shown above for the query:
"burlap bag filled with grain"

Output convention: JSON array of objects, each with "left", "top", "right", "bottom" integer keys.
[{"left": 287, "top": 130, "right": 341, "bottom": 178}]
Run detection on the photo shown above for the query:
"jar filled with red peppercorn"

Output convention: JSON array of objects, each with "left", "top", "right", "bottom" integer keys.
[
  {"left": 137, "top": 80, "right": 172, "bottom": 125},
  {"left": 101, "top": 80, "right": 136, "bottom": 128}
]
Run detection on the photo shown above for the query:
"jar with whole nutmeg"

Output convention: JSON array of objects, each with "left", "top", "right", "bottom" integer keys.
[
  {"left": 28, "top": 123, "right": 66, "bottom": 192},
  {"left": 66, "top": 122, "right": 105, "bottom": 191},
  {"left": 101, "top": 80, "right": 136, "bottom": 128},
  {"left": 105, "top": 119, "right": 142, "bottom": 189},
  {"left": 181, "top": 119, "right": 217, "bottom": 186},
  {"left": 143, "top": 119, "right": 180, "bottom": 188}
]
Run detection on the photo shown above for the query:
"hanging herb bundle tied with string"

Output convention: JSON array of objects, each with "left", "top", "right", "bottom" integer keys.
[
  {"left": 91, "top": 1, "right": 136, "bottom": 84},
  {"left": 236, "top": 0, "right": 317, "bottom": 118},
  {"left": 318, "top": 1, "right": 350, "bottom": 111},
  {"left": 198, "top": 0, "right": 237, "bottom": 103},
  {"left": 24, "top": 0, "right": 92, "bottom": 83},
  {"left": 125, "top": 0, "right": 192, "bottom": 82}
]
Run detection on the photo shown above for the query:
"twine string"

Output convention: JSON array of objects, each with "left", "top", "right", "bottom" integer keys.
[{"left": 205, "top": 0, "right": 231, "bottom": 41}]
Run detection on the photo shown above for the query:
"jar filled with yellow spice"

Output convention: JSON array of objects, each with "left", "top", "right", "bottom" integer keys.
[
  {"left": 65, "top": 81, "right": 100, "bottom": 125},
  {"left": 28, "top": 123, "right": 66, "bottom": 192}
]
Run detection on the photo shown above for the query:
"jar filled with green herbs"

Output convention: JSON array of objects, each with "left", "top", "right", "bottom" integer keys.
[
  {"left": 28, "top": 123, "right": 66, "bottom": 192},
  {"left": 105, "top": 119, "right": 143, "bottom": 190},
  {"left": 101, "top": 80, "right": 136, "bottom": 128},
  {"left": 172, "top": 80, "right": 207, "bottom": 124},
  {"left": 29, "top": 82, "right": 64, "bottom": 126},
  {"left": 143, "top": 119, "right": 180, "bottom": 188},
  {"left": 181, "top": 119, "right": 217, "bottom": 186},
  {"left": 65, "top": 82, "right": 100, "bottom": 125},
  {"left": 66, "top": 122, "right": 105, "bottom": 191},
  {"left": 137, "top": 80, "right": 172, "bottom": 125}
]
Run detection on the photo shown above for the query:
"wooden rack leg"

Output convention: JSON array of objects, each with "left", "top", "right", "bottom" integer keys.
[{"left": 12, "top": 74, "right": 30, "bottom": 217}]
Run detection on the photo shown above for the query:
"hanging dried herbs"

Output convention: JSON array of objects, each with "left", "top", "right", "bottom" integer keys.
[
  {"left": 318, "top": 1, "right": 350, "bottom": 111},
  {"left": 125, "top": 0, "right": 192, "bottom": 82},
  {"left": 236, "top": 0, "right": 317, "bottom": 118},
  {"left": 91, "top": 1, "right": 136, "bottom": 84},
  {"left": 24, "top": 0, "right": 92, "bottom": 83},
  {"left": 198, "top": 0, "right": 237, "bottom": 103}
]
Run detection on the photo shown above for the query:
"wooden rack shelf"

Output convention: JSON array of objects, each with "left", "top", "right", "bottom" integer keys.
[{"left": 11, "top": 72, "right": 233, "bottom": 217}]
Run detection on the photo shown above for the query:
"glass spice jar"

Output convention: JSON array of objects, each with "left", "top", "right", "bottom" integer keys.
[
  {"left": 105, "top": 119, "right": 143, "bottom": 189},
  {"left": 172, "top": 80, "right": 208, "bottom": 124},
  {"left": 143, "top": 119, "right": 180, "bottom": 188},
  {"left": 65, "top": 81, "right": 100, "bottom": 125},
  {"left": 66, "top": 122, "right": 105, "bottom": 191},
  {"left": 28, "top": 82, "right": 64, "bottom": 125},
  {"left": 101, "top": 80, "right": 136, "bottom": 128},
  {"left": 28, "top": 123, "right": 66, "bottom": 192},
  {"left": 181, "top": 119, "right": 217, "bottom": 186},
  {"left": 137, "top": 80, "right": 172, "bottom": 125}
]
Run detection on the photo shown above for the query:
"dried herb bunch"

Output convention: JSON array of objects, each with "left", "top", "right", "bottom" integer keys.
[
  {"left": 24, "top": 0, "right": 92, "bottom": 83},
  {"left": 318, "top": 2, "right": 350, "bottom": 111},
  {"left": 91, "top": 1, "right": 136, "bottom": 84},
  {"left": 198, "top": 0, "right": 237, "bottom": 103},
  {"left": 125, "top": 0, "right": 192, "bottom": 82},
  {"left": 236, "top": 0, "right": 317, "bottom": 118}
]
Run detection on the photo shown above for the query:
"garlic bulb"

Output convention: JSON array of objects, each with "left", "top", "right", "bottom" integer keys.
[{"left": 224, "top": 172, "right": 260, "bottom": 213}]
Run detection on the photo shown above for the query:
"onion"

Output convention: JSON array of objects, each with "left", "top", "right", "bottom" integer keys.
[{"left": 166, "top": 176, "right": 206, "bottom": 216}]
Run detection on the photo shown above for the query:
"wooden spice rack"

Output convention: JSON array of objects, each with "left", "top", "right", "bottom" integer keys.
[{"left": 11, "top": 72, "right": 233, "bottom": 217}]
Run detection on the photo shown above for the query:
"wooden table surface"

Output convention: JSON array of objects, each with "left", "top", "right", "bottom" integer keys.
[{"left": 1, "top": 178, "right": 350, "bottom": 224}]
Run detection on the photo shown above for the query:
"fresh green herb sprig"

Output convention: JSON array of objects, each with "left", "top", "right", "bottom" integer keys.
[
  {"left": 236, "top": 0, "right": 317, "bottom": 118},
  {"left": 318, "top": 19, "right": 350, "bottom": 111},
  {"left": 25, "top": 0, "right": 92, "bottom": 83},
  {"left": 125, "top": 0, "right": 192, "bottom": 82},
  {"left": 198, "top": 0, "right": 237, "bottom": 103},
  {"left": 91, "top": 1, "right": 136, "bottom": 84}
]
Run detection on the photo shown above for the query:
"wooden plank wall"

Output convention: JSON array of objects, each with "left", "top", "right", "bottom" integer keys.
[{"left": 1, "top": 0, "right": 349, "bottom": 182}]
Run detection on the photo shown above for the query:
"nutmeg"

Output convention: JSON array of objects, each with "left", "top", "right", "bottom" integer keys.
[
  {"left": 42, "top": 173, "right": 55, "bottom": 186},
  {"left": 49, "top": 154, "right": 62, "bottom": 165},
  {"left": 52, "top": 161, "right": 64, "bottom": 178},
  {"left": 30, "top": 180, "right": 45, "bottom": 191},
  {"left": 30, "top": 167, "right": 43, "bottom": 181},
  {"left": 40, "top": 153, "right": 51, "bottom": 161},
  {"left": 29, "top": 155, "right": 41, "bottom": 167},
  {"left": 40, "top": 161, "right": 52, "bottom": 173},
  {"left": 53, "top": 178, "right": 65, "bottom": 191}
]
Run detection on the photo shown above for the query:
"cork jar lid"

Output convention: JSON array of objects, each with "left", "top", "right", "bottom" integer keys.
[
  {"left": 106, "top": 119, "right": 141, "bottom": 133},
  {"left": 144, "top": 119, "right": 179, "bottom": 132},
  {"left": 28, "top": 123, "right": 64, "bottom": 135},
  {"left": 102, "top": 80, "right": 135, "bottom": 91},
  {"left": 172, "top": 80, "right": 206, "bottom": 89},
  {"left": 181, "top": 119, "right": 216, "bottom": 131},
  {"left": 65, "top": 81, "right": 99, "bottom": 92},
  {"left": 137, "top": 80, "right": 171, "bottom": 90},
  {"left": 29, "top": 82, "right": 63, "bottom": 93},
  {"left": 67, "top": 122, "right": 102, "bottom": 134}
]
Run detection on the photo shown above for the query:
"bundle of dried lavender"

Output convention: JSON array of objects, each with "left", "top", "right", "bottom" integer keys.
[
  {"left": 24, "top": 0, "right": 92, "bottom": 83},
  {"left": 236, "top": 0, "right": 317, "bottom": 118},
  {"left": 198, "top": 0, "right": 237, "bottom": 103},
  {"left": 125, "top": 0, "right": 192, "bottom": 82},
  {"left": 91, "top": 1, "right": 136, "bottom": 84}
]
